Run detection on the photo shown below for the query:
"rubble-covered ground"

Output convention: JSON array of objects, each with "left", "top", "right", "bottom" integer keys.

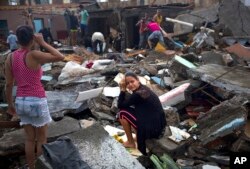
[{"left": 0, "top": 0, "right": 250, "bottom": 169}]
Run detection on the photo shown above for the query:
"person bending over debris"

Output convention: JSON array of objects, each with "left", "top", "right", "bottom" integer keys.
[
  {"left": 91, "top": 32, "right": 105, "bottom": 54},
  {"left": 147, "top": 20, "right": 165, "bottom": 49},
  {"left": 117, "top": 72, "right": 166, "bottom": 155},
  {"left": 5, "top": 25, "right": 64, "bottom": 169}
]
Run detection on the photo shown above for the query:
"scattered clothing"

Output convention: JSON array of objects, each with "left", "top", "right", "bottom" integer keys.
[{"left": 43, "top": 136, "right": 91, "bottom": 169}]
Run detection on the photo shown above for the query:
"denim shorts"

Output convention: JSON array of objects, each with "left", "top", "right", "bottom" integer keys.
[
  {"left": 15, "top": 97, "right": 52, "bottom": 127},
  {"left": 148, "top": 31, "right": 164, "bottom": 42}
]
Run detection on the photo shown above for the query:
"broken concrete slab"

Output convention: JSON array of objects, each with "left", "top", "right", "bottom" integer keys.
[
  {"left": 212, "top": 86, "right": 234, "bottom": 100},
  {"left": 219, "top": 0, "right": 250, "bottom": 36},
  {"left": 188, "top": 64, "right": 250, "bottom": 95},
  {"left": 196, "top": 99, "right": 248, "bottom": 145},
  {"left": 200, "top": 51, "right": 226, "bottom": 65},
  {"left": 139, "top": 61, "right": 158, "bottom": 76},
  {"left": 146, "top": 126, "right": 191, "bottom": 157},
  {"left": 222, "top": 36, "right": 250, "bottom": 46},
  {"left": 91, "top": 111, "right": 116, "bottom": 122},
  {"left": 0, "top": 117, "right": 81, "bottom": 156},
  {"left": 173, "top": 3, "right": 219, "bottom": 35},
  {"left": 88, "top": 97, "right": 115, "bottom": 117},
  {"left": 168, "top": 53, "right": 199, "bottom": 82},
  {"left": 37, "top": 124, "right": 144, "bottom": 169},
  {"left": 46, "top": 91, "right": 83, "bottom": 119}
]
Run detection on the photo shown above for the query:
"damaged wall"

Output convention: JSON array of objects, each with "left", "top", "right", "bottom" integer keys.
[
  {"left": 219, "top": 0, "right": 250, "bottom": 36},
  {"left": 0, "top": 9, "right": 67, "bottom": 40},
  {"left": 241, "top": 0, "right": 250, "bottom": 6},
  {"left": 194, "top": 0, "right": 219, "bottom": 8}
]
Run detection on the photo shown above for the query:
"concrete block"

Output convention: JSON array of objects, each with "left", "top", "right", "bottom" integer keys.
[
  {"left": 146, "top": 126, "right": 190, "bottom": 157},
  {"left": 0, "top": 117, "right": 81, "bottom": 156},
  {"left": 37, "top": 124, "right": 144, "bottom": 169}
]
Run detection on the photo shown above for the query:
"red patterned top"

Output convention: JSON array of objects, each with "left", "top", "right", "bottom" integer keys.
[{"left": 12, "top": 49, "right": 45, "bottom": 98}]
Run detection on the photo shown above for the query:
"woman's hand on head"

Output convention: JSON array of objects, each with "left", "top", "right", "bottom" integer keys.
[
  {"left": 33, "top": 33, "right": 45, "bottom": 46},
  {"left": 119, "top": 79, "right": 127, "bottom": 92}
]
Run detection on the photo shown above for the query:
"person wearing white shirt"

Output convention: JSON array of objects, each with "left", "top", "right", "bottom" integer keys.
[
  {"left": 7, "top": 30, "right": 18, "bottom": 52},
  {"left": 91, "top": 32, "right": 105, "bottom": 54}
]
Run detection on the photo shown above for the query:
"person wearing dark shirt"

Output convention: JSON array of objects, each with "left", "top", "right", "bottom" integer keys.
[
  {"left": 69, "top": 11, "right": 79, "bottom": 46},
  {"left": 39, "top": 28, "right": 53, "bottom": 43},
  {"left": 39, "top": 28, "right": 53, "bottom": 51},
  {"left": 117, "top": 72, "right": 166, "bottom": 155}
]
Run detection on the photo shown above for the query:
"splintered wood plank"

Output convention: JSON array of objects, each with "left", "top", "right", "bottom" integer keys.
[{"left": 125, "top": 49, "right": 147, "bottom": 57}]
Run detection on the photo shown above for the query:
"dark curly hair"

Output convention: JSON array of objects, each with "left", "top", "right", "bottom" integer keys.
[
  {"left": 16, "top": 25, "right": 34, "bottom": 46},
  {"left": 125, "top": 72, "right": 139, "bottom": 80}
]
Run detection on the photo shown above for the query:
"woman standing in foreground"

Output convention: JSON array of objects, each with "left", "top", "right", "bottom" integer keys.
[
  {"left": 118, "top": 72, "right": 166, "bottom": 155},
  {"left": 5, "top": 25, "right": 64, "bottom": 169}
]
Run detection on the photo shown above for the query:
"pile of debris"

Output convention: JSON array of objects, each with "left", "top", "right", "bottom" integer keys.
[{"left": 0, "top": 39, "right": 8, "bottom": 53}]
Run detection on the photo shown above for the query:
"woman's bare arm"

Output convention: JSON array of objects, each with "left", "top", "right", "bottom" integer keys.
[
  {"left": 4, "top": 54, "right": 16, "bottom": 115},
  {"left": 31, "top": 34, "right": 64, "bottom": 64}
]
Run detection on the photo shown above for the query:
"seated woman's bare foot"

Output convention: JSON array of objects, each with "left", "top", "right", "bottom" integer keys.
[
  {"left": 133, "top": 135, "right": 137, "bottom": 141},
  {"left": 123, "top": 141, "right": 136, "bottom": 149}
]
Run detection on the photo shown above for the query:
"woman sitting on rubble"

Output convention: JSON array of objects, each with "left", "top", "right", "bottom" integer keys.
[
  {"left": 117, "top": 72, "right": 166, "bottom": 155},
  {"left": 5, "top": 25, "right": 64, "bottom": 169}
]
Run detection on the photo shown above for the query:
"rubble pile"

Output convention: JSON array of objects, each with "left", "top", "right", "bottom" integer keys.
[
  {"left": 0, "top": 0, "right": 250, "bottom": 169},
  {"left": 0, "top": 40, "right": 8, "bottom": 53}
]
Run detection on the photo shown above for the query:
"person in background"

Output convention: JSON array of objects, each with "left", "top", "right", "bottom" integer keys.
[
  {"left": 136, "top": 13, "right": 149, "bottom": 49},
  {"left": 39, "top": 28, "right": 54, "bottom": 51},
  {"left": 79, "top": 4, "right": 89, "bottom": 45},
  {"left": 91, "top": 32, "right": 105, "bottom": 54},
  {"left": 153, "top": 9, "right": 163, "bottom": 26},
  {"left": 5, "top": 25, "right": 64, "bottom": 169},
  {"left": 147, "top": 20, "right": 165, "bottom": 49},
  {"left": 39, "top": 28, "right": 53, "bottom": 44},
  {"left": 69, "top": 10, "right": 79, "bottom": 46},
  {"left": 84, "top": 36, "right": 93, "bottom": 52},
  {"left": 64, "top": 8, "right": 71, "bottom": 36},
  {"left": 6, "top": 30, "right": 18, "bottom": 52},
  {"left": 117, "top": 72, "right": 166, "bottom": 155}
]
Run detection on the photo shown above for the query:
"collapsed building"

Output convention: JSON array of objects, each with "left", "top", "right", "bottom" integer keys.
[{"left": 0, "top": 0, "right": 250, "bottom": 169}]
